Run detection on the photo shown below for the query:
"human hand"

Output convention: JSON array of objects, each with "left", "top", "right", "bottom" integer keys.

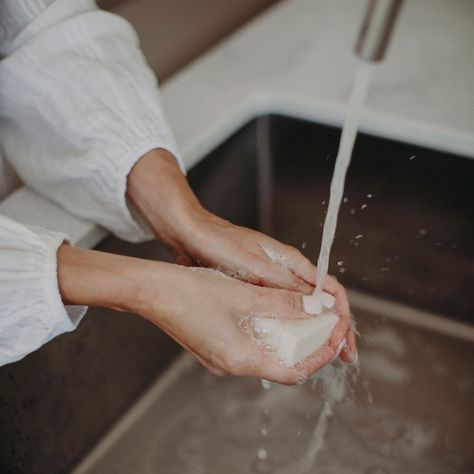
[
  {"left": 135, "top": 264, "right": 355, "bottom": 382},
  {"left": 127, "top": 149, "right": 317, "bottom": 292},
  {"left": 58, "top": 246, "right": 356, "bottom": 383},
  {"left": 126, "top": 149, "right": 357, "bottom": 363}
]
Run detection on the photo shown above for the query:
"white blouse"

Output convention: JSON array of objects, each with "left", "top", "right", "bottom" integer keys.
[{"left": 0, "top": 0, "right": 183, "bottom": 366}]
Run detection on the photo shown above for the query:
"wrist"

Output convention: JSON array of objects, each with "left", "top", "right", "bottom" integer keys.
[
  {"left": 57, "top": 244, "right": 155, "bottom": 314},
  {"left": 127, "top": 149, "right": 206, "bottom": 253}
]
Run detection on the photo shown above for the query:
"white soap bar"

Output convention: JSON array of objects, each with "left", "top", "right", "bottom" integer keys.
[{"left": 252, "top": 309, "right": 339, "bottom": 367}]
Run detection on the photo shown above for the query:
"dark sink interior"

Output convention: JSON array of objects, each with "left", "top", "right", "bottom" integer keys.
[
  {"left": 191, "top": 115, "right": 474, "bottom": 323},
  {"left": 0, "top": 115, "right": 472, "bottom": 474}
]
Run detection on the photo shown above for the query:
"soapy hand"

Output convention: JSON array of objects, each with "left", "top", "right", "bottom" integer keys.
[
  {"left": 127, "top": 149, "right": 356, "bottom": 367},
  {"left": 59, "top": 246, "right": 356, "bottom": 384},
  {"left": 173, "top": 210, "right": 318, "bottom": 293},
  {"left": 127, "top": 150, "right": 317, "bottom": 293},
  {"left": 137, "top": 264, "right": 355, "bottom": 384}
]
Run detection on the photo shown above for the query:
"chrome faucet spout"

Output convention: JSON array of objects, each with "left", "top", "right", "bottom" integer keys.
[{"left": 355, "top": 0, "right": 404, "bottom": 62}]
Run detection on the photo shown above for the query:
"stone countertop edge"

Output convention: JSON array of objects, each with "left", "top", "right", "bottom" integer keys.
[{"left": 1, "top": 0, "right": 473, "bottom": 249}]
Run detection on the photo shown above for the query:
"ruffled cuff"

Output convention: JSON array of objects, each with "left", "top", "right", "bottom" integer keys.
[
  {"left": 99, "top": 139, "right": 183, "bottom": 243},
  {"left": 0, "top": 217, "right": 87, "bottom": 366}
]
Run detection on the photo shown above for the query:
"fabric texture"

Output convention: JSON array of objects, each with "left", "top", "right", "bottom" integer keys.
[
  {"left": 0, "top": 215, "right": 87, "bottom": 366},
  {"left": 0, "top": 0, "right": 182, "bottom": 364}
]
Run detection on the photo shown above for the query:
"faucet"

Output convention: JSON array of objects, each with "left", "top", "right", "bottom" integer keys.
[{"left": 355, "top": 0, "right": 404, "bottom": 62}]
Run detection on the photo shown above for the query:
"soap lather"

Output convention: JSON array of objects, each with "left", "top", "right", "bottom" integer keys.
[{"left": 251, "top": 292, "right": 340, "bottom": 367}]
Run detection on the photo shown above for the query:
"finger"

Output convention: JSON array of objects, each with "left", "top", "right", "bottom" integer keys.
[
  {"left": 328, "top": 310, "right": 351, "bottom": 351},
  {"left": 339, "top": 323, "right": 357, "bottom": 363},
  {"left": 286, "top": 248, "right": 317, "bottom": 286},
  {"left": 253, "top": 261, "right": 314, "bottom": 294},
  {"left": 253, "top": 288, "right": 324, "bottom": 321},
  {"left": 317, "top": 275, "right": 350, "bottom": 319},
  {"left": 259, "top": 244, "right": 315, "bottom": 293},
  {"left": 296, "top": 345, "right": 336, "bottom": 377}
]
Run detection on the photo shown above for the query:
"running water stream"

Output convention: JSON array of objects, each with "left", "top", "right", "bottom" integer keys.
[
  {"left": 304, "top": 61, "right": 373, "bottom": 468},
  {"left": 315, "top": 61, "right": 373, "bottom": 298},
  {"left": 256, "top": 62, "right": 373, "bottom": 472}
]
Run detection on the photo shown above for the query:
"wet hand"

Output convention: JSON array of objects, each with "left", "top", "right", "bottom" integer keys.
[{"left": 136, "top": 264, "right": 356, "bottom": 382}]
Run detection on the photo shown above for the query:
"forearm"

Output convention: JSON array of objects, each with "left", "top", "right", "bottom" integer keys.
[
  {"left": 127, "top": 149, "right": 208, "bottom": 252},
  {"left": 57, "top": 244, "right": 164, "bottom": 315}
]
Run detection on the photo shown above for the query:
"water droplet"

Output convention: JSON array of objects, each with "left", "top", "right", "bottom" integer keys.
[
  {"left": 380, "top": 267, "right": 390, "bottom": 272},
  {"left": 261, "top": 426, "right": 268, "bottom": 437},
  {"left": 355, "top": 234, "right": 364, "bottom": 239},
  {"left": 361, "top": 204, "right": 368, "bottom": 209},
  {"left": 367, "top": 193, "right": 373, "bottom": 198},
  {"left": 339, "top": 267, "right": 346, "bottom": 273},
  {"left": 343, "top": 197, "right": 349, "bottom": 203},
  {"left": 409, "top": 155, "right": 416, "bottom": 160},
  {"left": 257, "top": 447, "right": 268, "bottom": 461},
  {"left": 337, "top": 261, "right": 344, "bottom": 266},
  {"left": 416, "top": 229, "right": 427, "bottom": 238},
  {"left": 321, "top": 201, "right": 326, "bottom": 205},
  {"left": 354, "top": 242, "right": 359, "bottom": 247},
  {"left": 301, "top": 241, "right": 307, "bottom": 249},
  {"left": 350, "top": 208, "right": 356, "bottom": 215},
  {"left": 261, "top": 379, "right": 272, "bottom": 390}
]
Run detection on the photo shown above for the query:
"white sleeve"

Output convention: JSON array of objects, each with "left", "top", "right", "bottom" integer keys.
[
  {"left": 0, "top": 215, "right": 87, "bottom": 366},
  {"left": 0, "top": 0, "right": 184, "bottom": 242}
]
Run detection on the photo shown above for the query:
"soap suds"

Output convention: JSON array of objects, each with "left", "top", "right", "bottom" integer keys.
[
  {"left": 261, "top": 245, "right": 290, "bottom": 269},
  {"left": 251, "top": 310, "right": 339, "bottom": 367},
  {"left": 302, "top": 361, "right": 351, "bottom": 470}
]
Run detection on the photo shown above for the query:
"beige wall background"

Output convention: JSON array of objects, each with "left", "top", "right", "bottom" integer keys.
[{"left": 99, "top": 0, "right": 280, "bottom": 81}]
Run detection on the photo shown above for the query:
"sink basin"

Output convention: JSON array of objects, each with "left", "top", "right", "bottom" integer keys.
[
  {"left": 74, "top": 309, "right": 473, "bottom": 474},
  {"left": 71, "top": 115, "right": 473, "bottom": 474}
]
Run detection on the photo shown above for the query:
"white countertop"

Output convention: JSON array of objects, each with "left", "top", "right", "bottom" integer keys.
[{"left": 1, "top": 0, "right": 473, "bottom": 248}]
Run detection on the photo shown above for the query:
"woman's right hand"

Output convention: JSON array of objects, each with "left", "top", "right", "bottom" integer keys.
[{"left": 58, "top": 245, "right": 355, "bottom": 384}]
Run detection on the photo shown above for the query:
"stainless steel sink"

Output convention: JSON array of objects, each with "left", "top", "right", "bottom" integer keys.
[
  {"left": 72, "top": 115, "right": 474, "bottom": 474},
  {"left": 74, "top": 292, "right": 474, "bottom": 474}
]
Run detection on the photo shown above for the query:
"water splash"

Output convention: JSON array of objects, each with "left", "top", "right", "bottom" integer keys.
[
  {"left": 307, "top": 61, "right": 373, "bottom": 467},
  {"left": 302, "top": 361, "right": 352, "bottom": 470}
]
